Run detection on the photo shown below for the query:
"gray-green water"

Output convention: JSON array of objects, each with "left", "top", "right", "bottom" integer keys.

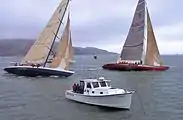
[{"left": 0, "top": 54, "right": 182, "bottom": 120}]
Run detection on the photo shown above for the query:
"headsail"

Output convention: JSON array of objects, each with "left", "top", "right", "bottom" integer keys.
[
  {"left": 144, "top": 10, "right": 163, "bottom": 66},
  {"left": 120, "top": 0, "right": 145, "bottom": 61},
  {"left": 69, "top": 31, "right": 74, "bottom": 63},
  {"left": 21, "top": 0, "right": 70, "bottom": 65},
  {"left": 50, "top": 13, "right": 71, "bottom": 70}
]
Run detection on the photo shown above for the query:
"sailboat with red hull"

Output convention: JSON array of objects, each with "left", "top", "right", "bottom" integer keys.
[{"left": 102, "top": 0, "right": 169, "bottom": 71}]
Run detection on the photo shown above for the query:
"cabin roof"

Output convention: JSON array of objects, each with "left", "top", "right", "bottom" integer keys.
[
  {"left": 80, "top": 77, "right": 111, "bottom": 83},
  {"left": 81, "top": 79, "right": 98, "bottom": 82}
]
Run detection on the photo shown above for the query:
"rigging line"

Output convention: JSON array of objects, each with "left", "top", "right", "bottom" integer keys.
[
  {"left": 43, "top": 0, "right": 70, "bottom": 67},
  {"left": 136, "top": 86, "right": 146, "bottom": 116},
  {"left": 52, "top": 31, "right": 61, "bottom": 40},
  {"left": 58, "top": 17, "right": 64, "bottom": 25},
  {"left": 45, "top": 46, "right": 55, "bottom": 55}
]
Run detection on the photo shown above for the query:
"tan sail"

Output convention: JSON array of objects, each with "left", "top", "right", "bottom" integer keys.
[
  {"left": 21, "top": 0, "right": 70, "bottom": 65},
  {"left": 50, "top": 13, "right": 71, "bottom": 70},
  {"left": 144, "top": 9, "right": 163, "bottom": 66},
  {"left": 69, "top": 31, "right": 74, "bottom": 63}
]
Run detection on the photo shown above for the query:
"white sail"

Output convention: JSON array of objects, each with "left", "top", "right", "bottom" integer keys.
[{"left": 21, "top": 0, "right": 70, "bottom": 65}]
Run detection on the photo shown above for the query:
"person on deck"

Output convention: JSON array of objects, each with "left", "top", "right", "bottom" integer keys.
[
  {"left": 31, "top": 64, "right": 35, "bottom": 67},
  {"left": 76, "top": 83, "right": 80, "bottom": 93},
  {"left": 72, "top": 83, "right": 77, "bottom": 92},
  {"left": 80, "top": 85, "right": 84, "bottom": 94},
  {"left": 36, "top": 64, "right": 41, "bottom": 68},
  {"left": 14, "top": 63, "right": 18, "bottom": 66}
]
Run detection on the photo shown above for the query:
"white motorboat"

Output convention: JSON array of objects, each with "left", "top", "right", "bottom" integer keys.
[{"left": 65, "top": 77, "right": 134, "bottom": 109}]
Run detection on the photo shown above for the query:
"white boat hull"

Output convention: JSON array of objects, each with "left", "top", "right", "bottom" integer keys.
[
  {"left": 4, "top": 66, "right": 74, "bottom": 77},
  {"left": 65, "top": 90, "right": 133, "bottom": 109}
]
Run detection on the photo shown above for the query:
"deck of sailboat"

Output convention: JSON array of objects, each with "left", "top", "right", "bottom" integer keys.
[{"left": 102, "top": 63, "right": 169, "bottom": 71}]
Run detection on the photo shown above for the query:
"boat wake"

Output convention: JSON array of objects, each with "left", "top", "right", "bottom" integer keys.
[
  {"left": 87, "top": 68, "right": 98, "bottom": 71},
  {"left": 73, "top": 67, "right": 102, "bottom": 71}
]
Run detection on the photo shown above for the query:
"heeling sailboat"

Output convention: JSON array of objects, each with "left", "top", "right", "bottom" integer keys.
[
  {"left": 102, "top": 0, "right": 169, "bottom": 71},
  {"left": 4, "top": 0, "right": 74, "bottom": 77}
]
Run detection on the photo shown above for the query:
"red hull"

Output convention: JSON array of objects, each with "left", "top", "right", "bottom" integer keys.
[{"left": 102, "top": 63, "right": 169, "bottom": 71}]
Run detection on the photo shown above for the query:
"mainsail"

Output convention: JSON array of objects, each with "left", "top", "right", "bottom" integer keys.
[
  {"left": 144, "top": 10, "right": 163, "bottom": 66},
  {"left": 50, "top": 13, "right": 72, "bottom": 70},
  {"left": 120, "top": 0, "right": 145, "bottom": 60},
  {"left": 119, "top": 0, "right": 163, "bottom": 66},
  {"left": 21, "top": 0, "right": 70, "bottom": 65}
]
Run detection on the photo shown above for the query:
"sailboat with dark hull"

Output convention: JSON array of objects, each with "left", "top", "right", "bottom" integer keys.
[
  {"left": 4, "top": 0, "right": 74, "bottom": 77},
  {"left": 102, "top": 0, "right": 169, "bottom": 71}
]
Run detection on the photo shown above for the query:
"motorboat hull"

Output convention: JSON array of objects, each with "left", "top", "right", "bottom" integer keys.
[
  {"left": 102, "top": 63, "right": 169, "bottom": 71},
  {"left": 4, "top": 66, "right": 74, "bottom": 77},
  {"left": 65, "top": 90, "right": 133, "bottom": 109}
]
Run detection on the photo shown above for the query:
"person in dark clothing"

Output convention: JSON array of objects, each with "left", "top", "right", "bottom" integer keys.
[
  {"left": 36, "top": 64, "right": 41, "bottom": 68},
  {"left": 76, "top": 83, "right": 80, "bottom": 93},
  {"left": 72, "top": 83, "right": 77, "bottom": 92},
  {"left": 80, "top": 85, "right": 84, "bottom": 94},
  {"left": 31, "top": 64, "right": 35, "bottom": 67}
]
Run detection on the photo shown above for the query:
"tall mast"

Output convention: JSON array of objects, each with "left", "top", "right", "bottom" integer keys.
[{"left": 43, "top": 0, "right": 70, "bottom": 67}]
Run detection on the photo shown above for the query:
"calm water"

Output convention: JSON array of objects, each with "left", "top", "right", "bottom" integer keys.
[{"left": 0, "top": 54, "right": 183, "bottom": 120}]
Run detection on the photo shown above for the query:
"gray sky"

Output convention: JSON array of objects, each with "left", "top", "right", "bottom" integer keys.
[{"left": 0, "top": 0, "right": 183, "bottom": 54}]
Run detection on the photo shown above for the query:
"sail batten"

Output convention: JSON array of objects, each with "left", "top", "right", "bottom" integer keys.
[{"left": 21, "top": 0, "right": 70, "bottom": 65}]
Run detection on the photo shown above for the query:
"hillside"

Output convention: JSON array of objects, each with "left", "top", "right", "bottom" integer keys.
[{"left": 0, "top": 39, "right": 116, "bottom": 56}]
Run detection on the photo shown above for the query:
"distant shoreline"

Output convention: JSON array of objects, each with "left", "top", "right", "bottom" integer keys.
[{"left": 0, "top": 39, "right": 117, "bottom": 56}]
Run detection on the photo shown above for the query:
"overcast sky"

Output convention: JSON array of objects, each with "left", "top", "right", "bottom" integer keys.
[{"left": 0, "top": 0, "right": 183, "bottom": 54}]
